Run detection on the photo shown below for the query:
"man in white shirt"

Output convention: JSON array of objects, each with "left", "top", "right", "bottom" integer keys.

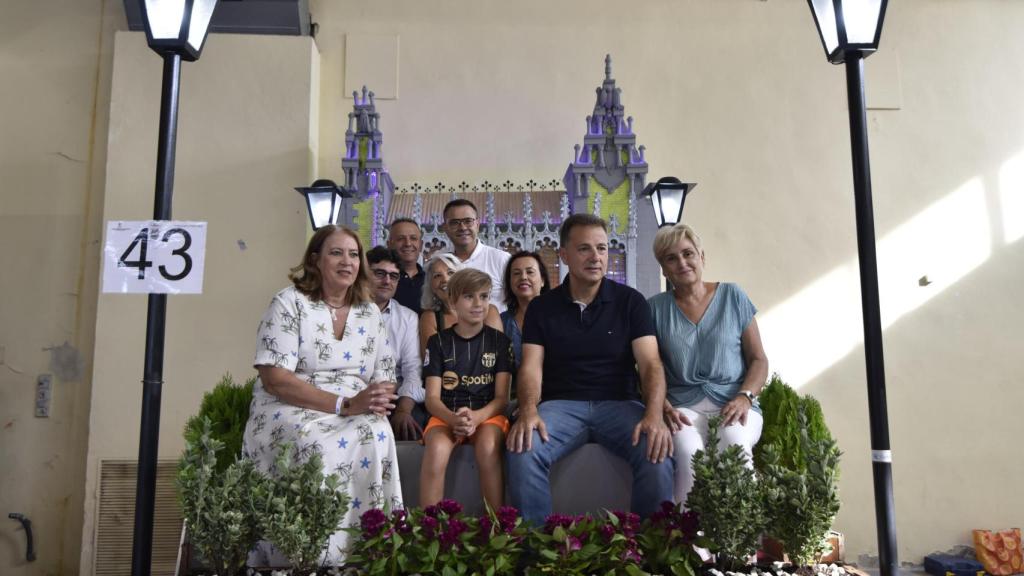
[
  {"left": 366, "top": 246, "right": 427, "bottom": 441},
  {"left": 442, "top": 199, "right": 511, "bottom": 312}
]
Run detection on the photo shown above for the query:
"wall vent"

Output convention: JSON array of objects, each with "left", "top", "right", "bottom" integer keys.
[{"left": 94, "top": 459, "right": 183, "bottom": 576}]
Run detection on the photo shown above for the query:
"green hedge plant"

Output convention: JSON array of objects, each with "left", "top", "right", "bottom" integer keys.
[
  {"left": 754, "top": 374, "right": 833, "bottom": 473},
  {"left": 760, "top": 409, "right": 842, "bottom": 566},
  {"left": 177, "top": 418, "right": 264, "bottom": 576},
  {"left": 183, "top": 373, "right": 255, "bottom": 474},
  {"left": 686, "top": 416, "right": 766, "bottom": 571}
]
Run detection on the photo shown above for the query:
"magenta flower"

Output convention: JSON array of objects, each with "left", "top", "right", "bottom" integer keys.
[
  {"left": 497, "top": 506, "right": 519, "bottom": 533},
  {"left": 438, "top": 499, "right": 463, "bottom": 515},
  {"left": 564, "top": 535, "right": 582, "bottom": 553},
  {"left": 420, "top": 515, "right": 438, "bottom": 537},
  {"left": 359, "top": 508, "right": 387, "bottom": 537}
]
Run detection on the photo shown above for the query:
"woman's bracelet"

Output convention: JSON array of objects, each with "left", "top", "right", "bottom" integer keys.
[{"left": 335, "top": 395, "right": 351, "bottom": 416}]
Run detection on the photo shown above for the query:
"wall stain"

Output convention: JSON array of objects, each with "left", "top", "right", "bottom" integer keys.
[{"left": 44, "top": 342, "right": 83, "bottom": 382}]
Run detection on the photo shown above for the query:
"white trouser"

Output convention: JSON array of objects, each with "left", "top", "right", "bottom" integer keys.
[{"left": 671, "top": 397, "right": 764, "bottom": 504}]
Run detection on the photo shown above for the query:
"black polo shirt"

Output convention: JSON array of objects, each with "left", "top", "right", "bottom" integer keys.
[
  {"left": 394, "top": 263, "right": 424, "bottom": 315},
  {"left": 522, "top": 277, "right": 656, "bottom": 402}
]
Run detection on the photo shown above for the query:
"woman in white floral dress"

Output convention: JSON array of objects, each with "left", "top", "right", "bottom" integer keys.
[{"left": 243, "top": 225, "right": 403, "bottom": 566}]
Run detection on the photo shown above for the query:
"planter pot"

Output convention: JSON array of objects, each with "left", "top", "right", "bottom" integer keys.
[{"left": 758, "top": 531, "right": 845, "bottom": 565}]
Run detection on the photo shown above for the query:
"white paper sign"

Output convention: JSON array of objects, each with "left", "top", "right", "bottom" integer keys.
[{"left": 102, "top": 220, "right": 207, "bottom": 294}]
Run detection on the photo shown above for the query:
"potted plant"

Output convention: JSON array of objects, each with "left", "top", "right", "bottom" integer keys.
[
  {"left": 760, "top": 410, "right": 842, "bottom": 572},
  {"left": 177, "top": 418, "right": 265, "bottom": 576},
  {"left": 754, "top": 374, "right": 842, "bottom": 567},
  {"left": 687, "top": 416, "right": 766, "bottom": 572},
  {"left": 252, "top": 443, "right": 349, "bottom": 575}
]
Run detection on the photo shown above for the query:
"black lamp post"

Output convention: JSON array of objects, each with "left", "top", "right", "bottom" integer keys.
[
  {"left": 806, "top": 2, "right": 897, "bottom": 576},
  {"left": 295, "top": 179, "right": 353, "bottom": 230},
  {"left": 641, "top": 177, "right": 697, "bottom": 227},
  {"left": 133, "top": 2, "right": 218, "bottom": 576}
]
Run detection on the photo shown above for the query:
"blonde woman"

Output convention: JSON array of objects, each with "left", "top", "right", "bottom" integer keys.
[
  {"left": 418, "top": 252, "right": 502, "bottom": 359},
  {"left": 648, "top": 223, "right": 768, "bottom": 504}
]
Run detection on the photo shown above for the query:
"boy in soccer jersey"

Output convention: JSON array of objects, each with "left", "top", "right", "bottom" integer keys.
[{"left": 420, "top": 268, "right": 513, "bottom": 510}]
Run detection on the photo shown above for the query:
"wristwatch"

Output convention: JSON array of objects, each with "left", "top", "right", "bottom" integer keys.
[{"left": 738, "top": 390, "right": 755, "bottom": 405}]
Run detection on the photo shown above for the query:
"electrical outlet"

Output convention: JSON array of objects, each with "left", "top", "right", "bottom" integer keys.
[{"left": 35, "top": 374, "right": 52, "bottom": 418}]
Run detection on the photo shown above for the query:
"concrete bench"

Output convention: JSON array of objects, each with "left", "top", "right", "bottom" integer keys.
[{"left": 396, "top": 441, "right": 633, "bottom": 515}]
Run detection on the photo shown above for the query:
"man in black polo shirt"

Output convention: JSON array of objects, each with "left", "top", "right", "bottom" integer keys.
[
  {"left": 388, "top": 218, "right": 425, "bottom": 314},
  {"left": 506, "top": 213, "right": 674, "bottom": 525}
]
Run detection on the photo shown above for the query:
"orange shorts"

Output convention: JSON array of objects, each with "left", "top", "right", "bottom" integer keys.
[{"left": 423, "top": 414, "right": 510, "bottom": 444}]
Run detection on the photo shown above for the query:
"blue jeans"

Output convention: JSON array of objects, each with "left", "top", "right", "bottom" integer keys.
[{"left": 506, "top": 400, "right": 675, "bottom": 526}]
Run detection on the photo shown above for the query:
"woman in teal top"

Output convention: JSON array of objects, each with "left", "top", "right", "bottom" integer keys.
[{"left": 648, "top": 223, "right": 769, "bottom": 504}]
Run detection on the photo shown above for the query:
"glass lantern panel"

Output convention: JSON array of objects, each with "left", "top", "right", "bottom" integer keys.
[
  {"left": 810, "top": 0, "right": 840, "bottom": 55},
  {"left": 307, "top": 191, "right": 337, "bottom": 229},
  {"left": 659, "top": 187, "right": 686, "bottom": 227},
  {"left": 187, "top": 0, "right": 218, "bottom": 52},
  {"left": 145, "top": 0, "right": 186, "bottom": 40},
  {"left": 651, "top": 191, "right": 665, "bottom": 227},
  {"left": 843, "top": 0, "right": 883, "bottom": 44}
]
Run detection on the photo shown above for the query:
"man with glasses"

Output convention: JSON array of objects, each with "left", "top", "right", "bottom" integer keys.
[
  {"left": 387, "top": 218, "right": 425, "bottom": 314},
  {"left": 442, "top": 199, "right": 511, "bottom": 312},
  {"left": 366, "top": 246, "right": 428, "bottom": 440}
]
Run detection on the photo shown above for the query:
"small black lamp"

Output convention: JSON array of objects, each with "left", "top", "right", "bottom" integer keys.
[
  {"left": 642, "top": 177, "right": 697, "bottom": 227},
  {"left": 296, "top": 179, "right": 353, "bottom": 230}
]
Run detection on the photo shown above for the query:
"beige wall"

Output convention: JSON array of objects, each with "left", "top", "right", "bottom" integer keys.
[
  {"left": 3, "top": 1, "right": 1023, "bottom": 573},
  {"left": 311, "top": 0, "right": 1024, "bottom": 564},
  {"left": 0, "top": 1, "right": 120, "bottom": 574},
  {"left": 78, "top": 31, "right": 318, "bottom": 575}
]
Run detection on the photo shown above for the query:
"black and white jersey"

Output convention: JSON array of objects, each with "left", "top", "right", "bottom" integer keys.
[{"left": 423, "top": 325, "right": 513, "bottom": 411}]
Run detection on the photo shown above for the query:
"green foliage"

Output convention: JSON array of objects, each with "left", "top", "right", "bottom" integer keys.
[
  {"left": 183, "top": 373, "right": 255, "bottom": 474},
  {"left": 347, "top": 500, "right": 527, "bottom": 576},
  {"left": 524, "top": 511, "right": 646, "bottom": 576},
  {"left": 635, "top": 502, "right": 705, "bottom": 576},
  {"left": 253, "top": 444, "right": 349, "bottom": 573},
  {"left": 177, "top": 418, "right": 264, "bottom": 576},
  {"left": 686, "top": 416, "right": 766, "bottom": 571},
  {"left": 754, "top": 373, "right": 833, "bottom": 473},
  {"left": 761, "top": 410, "right": 842, "bottom": 566}
]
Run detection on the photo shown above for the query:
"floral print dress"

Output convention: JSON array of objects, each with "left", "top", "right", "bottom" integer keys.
[{"left": 242, "top": 286, "right": 403, "bottom": 565}]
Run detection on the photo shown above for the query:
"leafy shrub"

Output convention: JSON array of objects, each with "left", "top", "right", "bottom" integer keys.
[
  {"left": 761, "top": 410, "right": 842, "bottom": 566},
  {"left": 177, "top": 418, "right": 264, "bottom": 576},
  {"left": 754, "top": 374, "right": 832, "bottom": 473},
  {"left": 687, "top": 416, "right": 766, "bottom": 571},
  {"left": 252, "top": 444, "right": 348, "bottom": 573},
  {"left": 183, "top": 373, "right": 255, "bottom": 474}
]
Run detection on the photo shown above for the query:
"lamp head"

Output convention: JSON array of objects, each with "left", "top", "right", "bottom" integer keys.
[
  {"left": 139, "top": 0, "right": 219, "bottom": 61},
  {"left": 296, "top": 179, "right": 352, "bottom": 230},
  {"left": 808, "top": 0, "right": 888, "bottom": 64},
  {"left": 642, "top": 177, "right": 696, "bottom": 228}
]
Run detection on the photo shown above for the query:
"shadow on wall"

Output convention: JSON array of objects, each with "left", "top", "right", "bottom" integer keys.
[{"left": 758, "top": 147, "right": 1024, "bottom": 388}]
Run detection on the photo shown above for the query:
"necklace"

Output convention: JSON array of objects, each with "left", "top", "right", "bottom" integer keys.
[{"left": 323, "top": 298, "right": 347, "bottom": 321}]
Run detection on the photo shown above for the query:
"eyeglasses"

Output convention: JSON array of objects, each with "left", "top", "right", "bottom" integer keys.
[
  {"left": 446, "top": 217, "right": 477, "bottom": 229},
  {"left": 372, "top": 269, "right": 400, "bottom": 282}
]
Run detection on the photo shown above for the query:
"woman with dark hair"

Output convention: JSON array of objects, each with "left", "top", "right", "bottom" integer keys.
[
  {"left": 500, "top": 251, "right": 551, "bottom": 373},
  {"left": 418, "top": 252, "right": 503, "bottom": 359},
  {"left": 242, "top": 225, "right": 402, "bottom": 566}
]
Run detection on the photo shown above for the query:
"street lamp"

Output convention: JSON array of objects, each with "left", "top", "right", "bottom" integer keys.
[
  {"left": 295, "top": 179, "right": 353, "bottom": 230},
  {"left": 641, "top": 177, "right": 697, "bottom": 227},
  {"left": 133, "top": 2, "right": 218, "bottom": 576},
  {"left": 806, "top": 3, "right": 897, "bottom": 576}
]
